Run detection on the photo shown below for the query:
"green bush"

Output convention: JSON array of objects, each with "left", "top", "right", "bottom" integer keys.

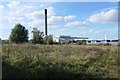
[
  {"left": 104, "top": 43, "right": 111, "bottom": 46},
  {"left": 32, "top": 31, "right": 44, "bottom": 44},
  {"left": 76, "top": 40, "right": 86, "bottom": 45},
  {"left": 66, "top": 41, "right": 72, "bottom": 44},
  {"left": 47, "top": 35, "right": 53, "bottom": 45}
]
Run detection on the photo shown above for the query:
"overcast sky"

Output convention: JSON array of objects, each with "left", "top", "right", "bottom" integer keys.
[{"left": 0, "top": 1, "right": 118, "bottom": 40}]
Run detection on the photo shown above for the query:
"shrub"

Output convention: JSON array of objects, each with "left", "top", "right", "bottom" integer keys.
[
  {"left": 104, "top": 43, "right": 111, "bottom": 46},
  {"left": 32, "top": 31, "right": 44, "bottom": 44},
  {"left": 76, "top": 40, "right": 86, "bottom": 45},
  {"left": 47, "top": 35, "right": 53, "bottom": 45}
]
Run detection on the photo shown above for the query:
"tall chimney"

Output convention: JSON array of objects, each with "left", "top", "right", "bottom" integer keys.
[{"left": 45, "top": 9, "right": 47, "bottom": 36}]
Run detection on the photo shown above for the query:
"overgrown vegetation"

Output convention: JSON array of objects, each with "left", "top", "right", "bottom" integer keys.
[{"left": 2, "top": 44, "right": 119, "bottom": 79}]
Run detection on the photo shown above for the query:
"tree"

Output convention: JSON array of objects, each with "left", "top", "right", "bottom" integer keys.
[
  {"left": 9, "top": 23, "right": 28, "bottom": 43},
  {"left": 47, "top": 35, "right": 53, "bottom": 45},
  {"left": 32, "top": 31, "right": 44, "bottom": 44}
]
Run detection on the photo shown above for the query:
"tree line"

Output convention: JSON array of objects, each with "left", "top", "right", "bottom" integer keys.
[
  {"left": 9, "top": 23, "right": 53, "bottom": 44},
  {"left": 9, "top": 23, "right": 87, "bottom": 45}
]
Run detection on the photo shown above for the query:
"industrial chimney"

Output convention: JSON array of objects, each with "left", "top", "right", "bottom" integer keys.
[{"left": 45, "top": 9, "right": 47, "bottom": 36}]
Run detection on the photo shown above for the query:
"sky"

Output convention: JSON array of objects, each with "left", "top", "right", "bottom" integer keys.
[{"left": 0, "top": 1, "right": 118, "bottom": 40}]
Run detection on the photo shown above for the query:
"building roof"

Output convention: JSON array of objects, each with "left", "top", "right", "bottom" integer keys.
[
  {"left": 59, "top": 35, "right": 71, "bottom": 38},
  {"left": 72, "top": 37, "right": 88, "bottom": 39}
]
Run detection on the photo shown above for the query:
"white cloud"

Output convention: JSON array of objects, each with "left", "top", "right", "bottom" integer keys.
[
  {"left": 88, "top": 30, "right": 102, "bottom": 34},
  {"left": 27, "top": 6, "right": 76, "bottom": 28},
  {"left": 26, "top": 6, "right": 55, "bottom": 29},
  {"left": 0, "top": 5, "right": 4, "bottom": 10},
  {"left": 28, "top": 14, "right": 76, "bottom": 28},
  {"left": 28, "top": 19, "right": 44, "bottom": 28},
  {"left": 0, "top": 5, "right": 4, "bottom": 22},
  {"left": 64, "top": 15, "right": 76, "bottom": 21},
  {"left": 27, "top": 15, "right": 63, "bottom": 29},
  {"left": 49, "top": 27, "right": 70, "bottom": 36},
  {"left": 65, "top": 21, "right": 88, "bottom": 28},
  {"left": 89, "top": 30, "right": 95, "bottom": 33},
  {"left": 88, "top": 9, "right": 118, "bottom": 23},
  {"left": 48, "top": 16, "right": 63, "bottom": 25},
  {"left": 7, "top": 1, "right": 21, "bottom": 9},
  {"left": 47, "top": 7, "right": 55, "bottom": 17},
  {"left": 23, "top": 5, "right": 37, "bottom": 10},
  {"left": 80, "top": 30, "right": 102, "bottom": 36},
  {"left": 7, "top": 16, "right": 24, "bottom": 24},
  {"left": 5, "top": 1, "right": 77, "bottom": 30},
  {"left": 15, "top": 10, "right": 24, "bottom": 15},
  {"left": 27, "top": 10, "right": 44, "bottom": 20},
  {"left": 27, "top": 6, "right": 55, "bottom": 20},
  {"left": 48, "top": 26, "right": 59, "bottom": 29},
  {"left": 7, "top": 17, "right": 15, "bottom": 22},
  {"left": 81, "top": 32, "right": 87, "bottom": 34},
  {"left": 5, "top": 2, "right": 77, "bottom": 31},
  {"left": 15, "top": 17, "right": 24, "bottom": 23},
  {"left": 9, "top": 9, "right": 25, "bottom": 17},
  {"left": 48, "top": 15, "right": 76, "bottom": 26}
]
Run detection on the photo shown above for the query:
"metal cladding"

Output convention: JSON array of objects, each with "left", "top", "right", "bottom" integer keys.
[{"left": 45, "top": 9, "right": 47, "bottom": 36}]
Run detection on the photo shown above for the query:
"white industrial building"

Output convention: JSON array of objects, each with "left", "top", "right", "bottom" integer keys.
[
  {"left": 53, "top": 35, "right": 118, "bottom": 45},
  {"left": 53, "top": 35, "right": 88, "bottom": 43},
  {"left": 32, "top": 28, "right": 39, "bottom": 37},
  {"left": 86, "top": 39, "right": 118, "bottom": 45}
]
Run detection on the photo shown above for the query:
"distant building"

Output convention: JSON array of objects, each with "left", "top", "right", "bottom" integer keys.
[
  {"left": 32, "top": 28, "right": 38, "bottom": 39},
  {"left": 86, "top": 39, "right": 118, "bottom": 45},
  {"left": 53, "top": 35, "right": 118, "bottom": 45},
  {"left": 53, "top": 35, "right": 88, "bottom": 43}
]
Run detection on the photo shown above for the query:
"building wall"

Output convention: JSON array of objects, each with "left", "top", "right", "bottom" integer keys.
[
  {"left": 53, "top": 35, "right": 88, "bottom": 43},
  {"left": 53, "top": 36, "right": 118, "bottom": 45},
  {"left": 32, "top": 28, "right": 38, "bottom": 39},
  {"left": 53, "top": 36, "right": 59, "bottom": 43},
  {"left": 86, "top": 40, "right": 118, "bottom": 45}
]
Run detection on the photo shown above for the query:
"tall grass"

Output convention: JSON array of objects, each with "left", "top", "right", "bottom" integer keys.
[{"left": 2, "top": 44, "right": 119, "bottom": 79}]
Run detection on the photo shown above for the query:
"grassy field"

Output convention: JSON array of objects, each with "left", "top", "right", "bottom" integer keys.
[{"left": 2, "top": 44, "right": 119, "bottom": 79}]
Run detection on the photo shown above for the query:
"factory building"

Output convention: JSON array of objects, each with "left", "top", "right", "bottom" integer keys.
[
  {"left": 32, "top": 28, "right": 39, "bottom": 38},
  {"left": 53, "top": 36, "right": 118, "bottom": 45},
  {"left": 53, "top": 35, "right": 88, "bottom": 43},
  {"left": 86, "top": 39, "right": 109, "bottom": 44},
  {"left": 86, "top": 39, "right": 118, "bottom": 45}
]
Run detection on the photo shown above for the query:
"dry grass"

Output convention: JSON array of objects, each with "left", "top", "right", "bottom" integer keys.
[{"left": 2, "top": 44, "right": 119, "bottom": 79}]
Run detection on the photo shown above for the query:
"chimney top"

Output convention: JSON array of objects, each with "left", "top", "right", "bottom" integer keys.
[{"left": 45, "top": 9, "right": 47, "bottom": 14}]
